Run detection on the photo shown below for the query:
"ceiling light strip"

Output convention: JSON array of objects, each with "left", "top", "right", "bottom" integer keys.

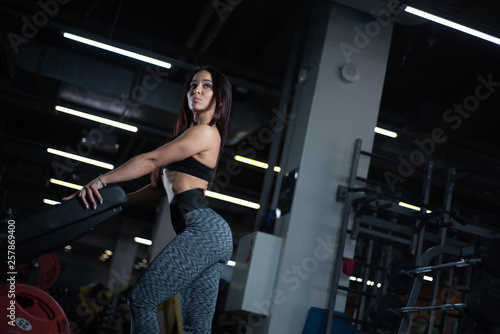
[
  {"left": 43, "top": 199, "right": 61, "bottom": 205},
  {"left": 234, "top": 155, "right": 269, "bottom": 169},
  {"left": 399, "top": 201, "right": 432, "bottom": 213},
  {"left": 49, "top": 178, "right": 83, "bottom": 190},
  {"left": 234, "top": 155, "right": 280, "bottom": 172},
  {"left": 63, "top": 32, "right": 173, "bottom": 68},
  {"left": 399, "top": 201, "right": 421, "bottom": 211},
  {"left": 47, "top": 148, "right": 114, "bottom": 169},
  {"left": 404, "top": 6, "right": 500, "bottom": 45},
  {"left": 56, "top": 106, "right": 138, "bottom": 132},
  {"left": 134, "top": 237, "right": 152, "bottom": 246},
  {"left": 374, "top": 127, "right": 397, "bottom": 138},
  {"left": 205, "top": 190, "right": 260, "bottom": 209}
]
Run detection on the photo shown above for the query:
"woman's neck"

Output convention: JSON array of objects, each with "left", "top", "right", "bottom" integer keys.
[{"left": 192, "top": 111, "right": 214, "bottom": 125}]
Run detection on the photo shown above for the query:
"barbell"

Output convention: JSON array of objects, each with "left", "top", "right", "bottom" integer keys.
[
  {"left": 387, "top": 237, "right": 500, "bottom": 291},
  {"left": 368, "top": 282, "right": 500, "bottom": 330}
]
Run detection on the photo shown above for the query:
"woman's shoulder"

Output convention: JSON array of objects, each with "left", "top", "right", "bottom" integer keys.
[{"left": 184, "top": 124, "right": 220, "bottom": 140}]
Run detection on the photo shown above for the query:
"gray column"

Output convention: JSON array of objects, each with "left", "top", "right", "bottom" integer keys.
[
  {"left": 106, "top": 227, "right": 138, "bottom": 290},
  {"left": 149, "top": 196, "right": 175, "bottom": 260},
  {"left": 254, "top": 1, "right": 394, "bottom": 333}
]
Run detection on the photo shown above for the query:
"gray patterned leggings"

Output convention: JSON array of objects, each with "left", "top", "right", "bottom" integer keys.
[{"left": 128, "top": 189, "right": 233, "bottom": 333}]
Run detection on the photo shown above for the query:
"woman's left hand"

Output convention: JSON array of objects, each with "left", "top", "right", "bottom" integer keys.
[{"left": 63, "top": 177, "right": 104, "bottom": 209}]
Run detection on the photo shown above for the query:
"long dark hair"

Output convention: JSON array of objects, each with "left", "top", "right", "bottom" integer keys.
[{"left": 151, "top": 65, "right": 232, "bottom": 189}]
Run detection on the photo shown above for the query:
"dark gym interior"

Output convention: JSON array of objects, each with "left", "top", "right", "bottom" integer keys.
[{"left": 1, "top": 0, "right": 499, "bottom": 333}]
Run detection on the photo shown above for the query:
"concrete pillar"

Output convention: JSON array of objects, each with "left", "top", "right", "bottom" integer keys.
[
  {"left": 106, "top": 228, "right": 138, "bottom": 290},
  {"left": 149, "top": 196, "right": 175, "bottom": 260},
  {"left": 253, "top": 1, "right": 395, "bottom": 333}
]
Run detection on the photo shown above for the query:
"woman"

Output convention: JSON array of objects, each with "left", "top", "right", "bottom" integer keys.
[{"left": 65, "top": 65, "right": 233, "bottom": 333}]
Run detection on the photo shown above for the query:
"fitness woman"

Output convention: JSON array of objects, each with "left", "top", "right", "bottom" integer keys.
[{"left": 65, "top": 65, "right": 233, "bottom": 333}]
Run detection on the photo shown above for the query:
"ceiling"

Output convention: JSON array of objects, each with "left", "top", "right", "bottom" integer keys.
[
  {"left": 1, "top": 0, "right": 500, "bottom": 265},
  {"left": 372, "top": 0, "right": 500, "bottom": 236}
]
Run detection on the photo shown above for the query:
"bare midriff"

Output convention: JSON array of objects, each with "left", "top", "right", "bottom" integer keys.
[{"left": 166, "top": 170, "right": 208, "bottom": 195}]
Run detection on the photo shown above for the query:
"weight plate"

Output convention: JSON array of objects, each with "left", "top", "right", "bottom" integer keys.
[
  {"left": 481, "top": 237, "right": 500, "bottom": 278},
  {"left": 387, "top": 258, "right": 415, "bottom": 292},
  {"left": 368, "top": 295, "right": 404, "bottom": 330},
  {"left": 0, "top": 283, "right": 70, "bottom": 334},
  {"left": 467, "top": 283, "right": 500, "bottom": 327},
  {"left": 17, "top": 252, "right": 61, "bottom": 291}
]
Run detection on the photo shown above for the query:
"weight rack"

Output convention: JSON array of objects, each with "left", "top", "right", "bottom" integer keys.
[
  {"left": 325, "top": 138, "right": 435, "bottom": 333},
  {"left": 325, "top": 139, "right": 500, "bottom": 334}
]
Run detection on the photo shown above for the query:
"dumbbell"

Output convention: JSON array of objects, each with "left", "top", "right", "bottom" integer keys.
[
  {"left": 368, "top": 282, "right": 500, "bottom": 330},
  {"left": 387, "top": 237, "right": 500, "bottom": 291}
]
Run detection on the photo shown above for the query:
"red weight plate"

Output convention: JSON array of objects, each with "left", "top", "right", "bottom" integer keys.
[
  {"left": 0, "top": 283, "right": 70, "bottom": 334},
  {"left": 16, "top": 252, "right": 61, "bottom": 291}
]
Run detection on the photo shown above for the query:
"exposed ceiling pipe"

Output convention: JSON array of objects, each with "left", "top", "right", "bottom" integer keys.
[
  {"left": 184, "top": 2, "right": 216, "bottom": 50},
  {"left": 198, "top": 6, "right": 235, "bottom": 54},
  {"left": 108, "top": 0, "right": 124, "bottom": 39},
  {"left": 182, "top": 1, "right": 236, "bottom": 54}
]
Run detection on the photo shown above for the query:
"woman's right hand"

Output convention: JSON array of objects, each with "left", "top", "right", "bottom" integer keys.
[{"left": 63, "top": 177, "right": 104, "bottom": 209}]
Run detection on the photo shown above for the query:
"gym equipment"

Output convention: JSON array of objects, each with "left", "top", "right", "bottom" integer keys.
[
  {"left": 372, "top": 238, "right": 500, "bottom": 333},
  {"left": 0, "top": 283, "right": 70, "bottom": 334},
  {"left": 387, "top": 237, "right": 500, "bottom": 291},
  {"left": 17, "top": 252, "right": 61, "bottom": 291},
  {"left": 368, "top": 283, "right": 500, "bottom": 330},
  {"left": 0, "top": 185, "right": 127, "bottom": 267},
  {"left": 0, "top": 186, "right": 127, "bottom": 333},
  {"left": 480, "top": 236, "right": 500, "bottom": 278}
]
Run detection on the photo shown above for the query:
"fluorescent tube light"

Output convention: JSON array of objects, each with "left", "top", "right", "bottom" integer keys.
[
  {"left": 399, "top": 202, "right": 432, "bottom": 213},
  {"left": 404, "top": 6, "right": 500, "bottom": 45},
  {"left": 423, "top": 275, "right": 434, "bottom": 282},
  {"left": 43, "top": 199, "right": 61, "bottom": 205},
  {"left": 56, "top": 106, "right": 138, "bottom": 132},
  {"left": 50, "top": 178, "right": 83, "bottom": 190},
  {"left": 47, "top": 148, "right": 114, "bottom": 169},
  {"left": 374, "top": 127, "right": 398, "bottom": 138},
  {"left": 234, "top": 155, "right": 280, "bottom": 172},
  {"left": 227, "top": 260, "right": 236, "bottom": 267},
  {"left": 235, "top": 155, "right": 268, "bottom": 168},
  {"left": 205, "top": 190, "right": 260, "bottom": 209},
  {"left": 63, "top": 32, "right": 173, "bottom": 68},
  {"left": 134, "top": 237, "right": 152, "bottom": 246},
  {"left": 399, "top": 201, "right": 421, "bottom": 211}
]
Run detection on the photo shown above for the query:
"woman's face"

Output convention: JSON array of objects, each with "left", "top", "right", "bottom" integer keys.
[{"left": 187, "top": 70, "right": 216, "bottom": 113}]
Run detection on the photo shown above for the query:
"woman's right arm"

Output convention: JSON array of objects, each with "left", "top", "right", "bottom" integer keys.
[{"left": 126, "top": 183, "right": 166, "bottom": 206}]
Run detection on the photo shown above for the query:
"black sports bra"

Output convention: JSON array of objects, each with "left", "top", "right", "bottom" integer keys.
[{"left": 163, "top": 156, "right": 213, "bottom": 182}]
